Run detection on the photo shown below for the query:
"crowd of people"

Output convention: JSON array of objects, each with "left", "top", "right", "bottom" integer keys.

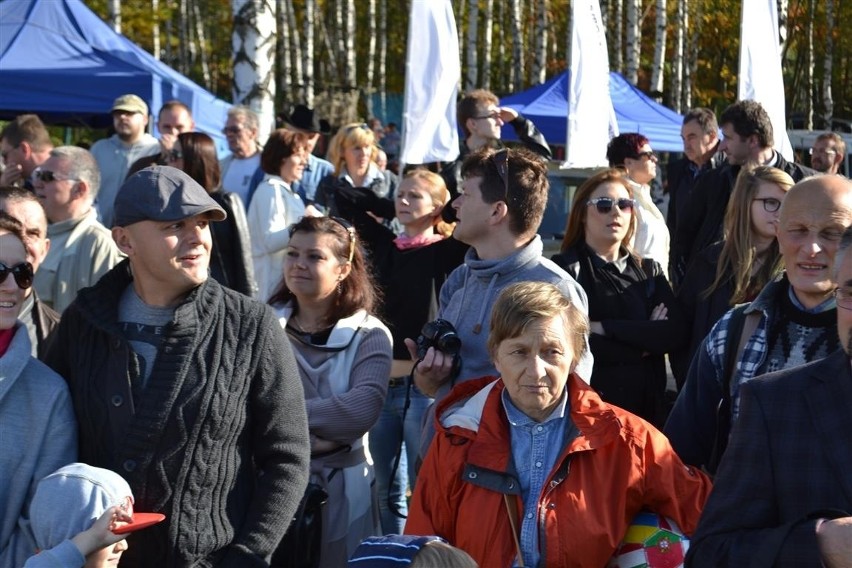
[{"left": 1, "top": 89, "right": 851, "bottom": 568}]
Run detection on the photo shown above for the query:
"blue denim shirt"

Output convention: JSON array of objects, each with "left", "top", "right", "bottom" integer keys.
[
  {"left": 502, "top": 388, "right": 570, "bottom": 568},
  {"left": 293, "top": 154, "right": 334, "bottom": 202}
]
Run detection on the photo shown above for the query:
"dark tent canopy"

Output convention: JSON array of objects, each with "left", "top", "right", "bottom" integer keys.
[
  {"left": 0, "top": 0, "right": 231, "bottom": 150},
  {"left": 500, "top": 71, "right": 685, "bottom": 152}
]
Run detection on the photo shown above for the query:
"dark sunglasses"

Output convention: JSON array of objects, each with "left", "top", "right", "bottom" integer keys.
[
  {"left": 586, "top": 197, "right": 635, "bottom": 214},
  {"left": 34, "top": 169, "right": 76, "bottom": 183},
  {"left": 753, "top": 197, "right": 782, "bottom": 213},
  {"left": 491, "top": 149, "right": 510, "bottom": 199},
  {"left": 222, "top": 125, "right": 244, "bottom": 135},
  {"left": 0, "top": 261, "right": 34, "bottom": 289},
  {"left": 167, "top": 149, "right": 183, "bottom": 161},
  {"left": 634, "top": 151, "right": 658, "bottom": 161}
]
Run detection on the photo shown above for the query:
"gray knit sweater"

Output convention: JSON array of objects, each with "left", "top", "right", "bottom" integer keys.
[{"left": 45, "top": 260, "right": 310, "bottom": 567}]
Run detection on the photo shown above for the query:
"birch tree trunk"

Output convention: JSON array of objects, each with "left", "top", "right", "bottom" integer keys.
[
  {"left": 497, "top": 0, "right": 506, "bottom": 93},
  {"left": 344, "top": 0, "right": 356, "bottom": 89},
  {"left": 284, "top": 0, "right": 304, "bottom": 103},
  {"left": 804, "top": 0, "right": 814, "bottom": 129},
  {"left": 232, "top": 0, "right": 277, "bottom": 140},
  {"left": 303, "top": 0, "right": 316, "bottom": 106},
  {"left": 277, "top": 0, "right": 292, "bottom": 103},
  {"left": 481, "top": 0, "right": 494, "bottom": 90},
  {"left": 192, "top": 0, "right": 211, "bottom": 88},
  {"left": 465, "top": 0, "right": 479, "bottom": 90},
  {"left": 823, "top": 0, "right": 834, "bottom": 126},
  {"left": 509, "top": 0, "right": 524, "bottom": 91},
  {"left": 671, "top": 0, "right": 686, "bottom": 112},
  {"left": 685, "top": 0, "right": 700, "bottom": 109},
  {"left": 625, "top": 0, "right": 640, "bottom": 84},
  {"left": 650, "top": 0, "right": 667, "bottom": 97},
  {"left": 532, "top": 0, "right": 548, "bottom": 84},
  {"left": 614, "top": 0, "right": 623, "bottom": 74},
  {"left": 378, "top": 0, "right": 387, "bottom": 119},
  {"left": 178, "top": 0, "right": 189, "bottom": 74},
  {"left": 366, "top": 0, "right": 377, "bottom": 117},
  {"left": 777, "top": 0, "right": 789, "bottom": 47},
  {"left": 152, "top": 0, "right": 160, "bottom": 60},
  {"left": 108, "top": 0, "right": 121, "bottom": 33}
]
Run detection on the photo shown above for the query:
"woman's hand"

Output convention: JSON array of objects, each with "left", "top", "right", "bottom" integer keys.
[
  {"left": 650, "top": 303, "right": 668, "bottom": 321},
  {"left": 311, "top": 435, "right": 342, "bottom": 454}
]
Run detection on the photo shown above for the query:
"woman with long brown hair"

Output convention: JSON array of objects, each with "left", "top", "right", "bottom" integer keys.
[
  {"left": 552, "top": 168, "right": 685, "bottom": 424},
  {"left": 167, "top": 132, "right": 256, "bottom": 296},
  {"left": 270, "top": 216, "right": 391, "bottom": 565}
]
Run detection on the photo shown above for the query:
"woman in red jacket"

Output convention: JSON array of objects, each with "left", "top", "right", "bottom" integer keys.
[{"left": 405, "top": 281, "right": 712, "bottom": 568}]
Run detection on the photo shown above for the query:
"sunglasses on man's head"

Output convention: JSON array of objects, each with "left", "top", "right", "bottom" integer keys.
[
  {"left": 0, "top": 261, "right": 34, "bottom": 289},
  {"left": 586, "top": 197, "right": 635, "bottom": 214},
  {"left": 490, "top": 149, "right": 510, "bottom": 199}
]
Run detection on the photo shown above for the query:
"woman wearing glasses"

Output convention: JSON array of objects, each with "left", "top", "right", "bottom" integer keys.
[
  {"left": 670, "top": 166, "right": 794, "bottom": 387},
  {"left": 0, "top": 211, "right": 77, "bottom": 566},
  {"left": 246, "top": 129, "right": 312, "bottom": 302},
  {"left": 552, "top": 169, "right": 685, "bottom": 425},
  {"left": 269, "top": 216, "right": 392, "bottom": 565},
  {"left": 606, "top": 133, "right": 670, "bottom": 278},
  {"left": 316, "top": 122, "right": 398, "bottom": 219},
  {"left": 167, "top": 132, "right": 257, "bottom": 297}
]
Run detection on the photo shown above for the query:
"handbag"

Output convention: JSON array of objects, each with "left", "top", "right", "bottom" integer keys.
[{"left": 271, "top": 482, "right": 329, "bottom": 568}]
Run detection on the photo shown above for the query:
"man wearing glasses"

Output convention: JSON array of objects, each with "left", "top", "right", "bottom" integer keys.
[
  {"left": 673, "top": 100, "right": 814, "bottom": 281},
  {"left": 0, "top": 114, "right": 54, "bottom": 190},
  {"left": 666, "top": 175, "right": 852, "bottom": 474},
  {"left": 90, "top": 94, "right": 160, "bottom": 228},
  {"left": 127, "top": 100, "right": 196, "bottom": 177},
  {"left": 32, "top": 146, "right": 123, "bottom": 313},
  {"left": 408, "top": 146, "right": 591, "bottom": 455},
  {"left": 440, "top": 89, "right": 551, "bottom": 220},
  {"left": 687, "top": 180, "right": 852, "bottom": 567},
  {"left": 220, "top": 105, "right": 262, "bottom": 206},
  {"left": 810, "top": 132, "right": 846, "bottom": 175}
]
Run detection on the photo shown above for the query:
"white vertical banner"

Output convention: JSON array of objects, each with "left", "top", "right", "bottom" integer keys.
[
  {"left": 739, "top": 0, "right": 793, "bottom": 160},
  {"left": 563, "top": 0, "right": 618, "bottom": 168},
  {"left": 400, "top": 0, "right": 460, "bottom": 164}
]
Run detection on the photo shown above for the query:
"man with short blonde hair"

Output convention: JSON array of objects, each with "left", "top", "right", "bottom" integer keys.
[{"left": 810, "top": 132, "right": 846, "bottom": 175}]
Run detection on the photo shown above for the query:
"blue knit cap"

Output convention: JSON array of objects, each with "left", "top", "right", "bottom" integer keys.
[{"left": 348, "top": 535, "right": 448, "bottom": 566}]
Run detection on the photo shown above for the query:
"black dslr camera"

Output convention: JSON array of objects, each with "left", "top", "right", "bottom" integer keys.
[{"left": 416, "top": 319, "right": 462, "bottom": 380}]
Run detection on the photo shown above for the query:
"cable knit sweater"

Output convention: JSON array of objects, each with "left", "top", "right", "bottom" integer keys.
[{"left": 44, "top": 260, "right": 310, "bottom": 568}]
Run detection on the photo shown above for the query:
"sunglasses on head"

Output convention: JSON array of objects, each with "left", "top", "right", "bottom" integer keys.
[
  {"left": 0, "top": 261, "right": 34, "bottom": 289},
  {"left": 490, "top": 149, "right": 510, "bottom": 199},
  {"left": 586, "top": 197, "right": 635, "bottom": 214},
  {"left": 330, "top": 216, "right": 357, "bottom": 263}
]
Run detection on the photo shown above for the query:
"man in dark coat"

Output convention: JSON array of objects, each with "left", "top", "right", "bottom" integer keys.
[
  {"left": 45, "top": 166, "right": 310, "bottom": 567},
  {"left": 687, "top": 219, "right": 852, "bottom": 567},
  {"left": 672, "top": 100, "right": 814, "bottom": 277}
]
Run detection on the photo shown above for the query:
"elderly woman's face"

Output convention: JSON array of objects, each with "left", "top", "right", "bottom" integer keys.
[{"left": 494, "top": 315, "right": 574, "bottom": 422}]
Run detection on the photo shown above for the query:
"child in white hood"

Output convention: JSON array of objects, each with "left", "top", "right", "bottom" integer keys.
[{"left": 24, "top": 463, "right": 164, "bottom": 567}]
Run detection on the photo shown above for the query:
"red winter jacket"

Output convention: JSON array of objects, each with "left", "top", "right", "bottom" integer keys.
[{"left": 405, "top": 375, "right": 712, "bottom": 568}]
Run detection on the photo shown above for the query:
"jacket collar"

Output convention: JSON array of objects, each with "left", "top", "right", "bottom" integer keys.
[{"left": 464, "top": 235, "right": 544, "bottom": 281}]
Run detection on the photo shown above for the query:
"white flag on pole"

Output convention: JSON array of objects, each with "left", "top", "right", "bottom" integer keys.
[
  {"left": 400, "top": 0, "right": 460, "bottom": 165},
  {"left": 563, "top": 0, "right": 618, "bottom": 168},
  {"left": 739, "top": 0, "right": 794, "bottom": 160}
]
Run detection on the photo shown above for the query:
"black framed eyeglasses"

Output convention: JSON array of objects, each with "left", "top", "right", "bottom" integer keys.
[
  {"left": 491, "top": 148, "right": 510, "bottom": 200},
  {"left": 34, "top": 168, "right": 77, "bottom": 183},
  {"left": 473, "top": 111, "right": 501, "bottom": 120},
  {"left": 0, "top": 261, "right": 34, "bottom": 289},
  {"left": 834, "top": 287, "right": 852, "bottom": 311},
  {"left": 586, "top": 197, "right": 635, "bottom": 214},
  {"left": 330, "top": 216, "right": 357, "bottom": 263},
  {"left": 634, "top": 151, "right": 658, "bottom": 161},
  {"left": 753, "top": 197, "right": 782, "bottom": 213}
]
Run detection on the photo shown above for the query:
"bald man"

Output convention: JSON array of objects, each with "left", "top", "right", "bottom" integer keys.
[{"left": 665, "top": 175, "right": 852, "bottom": 472}]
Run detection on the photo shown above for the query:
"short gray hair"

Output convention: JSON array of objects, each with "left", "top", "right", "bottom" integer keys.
[
  {"left": 51, "top": 146, "right": 101, "bottom": 201},
  {"left": 227, "top": 105, "right": 259, "bottom": 136}
]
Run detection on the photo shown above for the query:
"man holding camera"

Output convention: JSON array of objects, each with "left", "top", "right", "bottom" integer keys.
[{"left": 406, "top": 147, "right": 592, "bottom": 454}]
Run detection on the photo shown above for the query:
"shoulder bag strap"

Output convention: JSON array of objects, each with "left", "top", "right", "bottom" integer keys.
[{"left": 503, "top": 494, "right": 525, "bottom": 567}]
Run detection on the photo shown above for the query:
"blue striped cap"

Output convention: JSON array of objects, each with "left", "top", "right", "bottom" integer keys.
[{"left": 348, "top": 535, "right": 448, "bottom": 566}]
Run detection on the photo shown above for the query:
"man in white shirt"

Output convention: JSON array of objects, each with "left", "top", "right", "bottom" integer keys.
[{"left": 220, "top": 105, "right": 262, "bottom": 205}]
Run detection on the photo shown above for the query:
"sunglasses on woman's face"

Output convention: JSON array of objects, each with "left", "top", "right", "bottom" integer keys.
[
  {"left": 586, "top": 197, "right": 635, "bottom": 214},
  {"left": 0, "top": 261, "right": 34, "bottom": 289}
]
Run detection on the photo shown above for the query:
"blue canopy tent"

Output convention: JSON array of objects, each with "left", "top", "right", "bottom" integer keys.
[
  {"left": 0, "top": 0, "right": 231, "bottom": 153},
  {"left": 500, "top": 71, "right": 684, "bottom": 152}
]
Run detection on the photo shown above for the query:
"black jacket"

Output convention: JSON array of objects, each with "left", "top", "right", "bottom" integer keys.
[
  {"left": 209, "top": 189, "right": 257, "bottom": 297},
  {"left": 45, "top": 261, "right": 310, "bottom": 567},
  {"left": 32, "top": 292, "right": 60, "bottom": 360},
  {"left": 552, "top": 243, "right": 687, "bottom": 426},
  {"left": 673, "top": 154, "right": 814, "bottom": 280}
]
